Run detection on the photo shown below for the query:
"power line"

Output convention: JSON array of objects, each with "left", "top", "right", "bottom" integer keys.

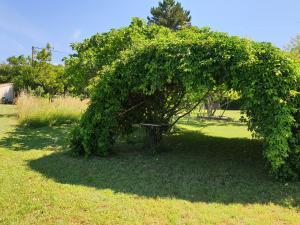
[
  {"left": 52, "top": 49, "right": 71, "bottom": 54},
  {"left": 32, "top": 46, "right": 72, "bottom": 54},
  {"left": 31, "top": 46, "right": 72, "bottom": 65}
]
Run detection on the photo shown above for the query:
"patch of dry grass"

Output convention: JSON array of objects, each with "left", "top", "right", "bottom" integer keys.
[{"left": 16, "top": 94, "right": 88, "bottom": 127}]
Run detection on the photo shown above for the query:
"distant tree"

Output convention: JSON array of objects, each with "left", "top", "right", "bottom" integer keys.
[
  {"left": 0, "top": 64, "right": 11, "bottom": 83},
  {"left": 147, "top": 0, "right": 191, "bottom": 30},
  {"left": 285, "top": 34, "right": 300, "bottom": 65},
  {"left": 285, "top": 34, "right": 300, "bottom": 53},
  {"left": 33, "top": 43, "right": 52, "bottom": 63},
  {"left": 0, "top": 43, "right": 69, "bottom": 98},
  {"left": 33, "top": 63, "right": 64, "bottom": 99},
  {"left": 32, "top": 44, "right": 66, "bottom": 99},
  {"left": 1, "top": 55, "right": 33, "bottom": 94},
  {"left": 7, "top": 55, "right": 30, "bottom": 66}
]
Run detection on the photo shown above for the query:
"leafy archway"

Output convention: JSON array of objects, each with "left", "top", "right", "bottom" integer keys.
[{"left": 67, "top": 19, "right": 300, "bottom": 180}]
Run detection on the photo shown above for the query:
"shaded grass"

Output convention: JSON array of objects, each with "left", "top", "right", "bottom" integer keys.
[
  {"left": 16, "top": 94, "right": 87, "bottom": 128},
  {"left": 29, "top": 134, "right": 298, "bottom": 205},
  {"left": 0, "top": 125, "right": 71, "bottom": 151},
  {"left": 1, "top": 105, "right": 300, "bottom": 224}
]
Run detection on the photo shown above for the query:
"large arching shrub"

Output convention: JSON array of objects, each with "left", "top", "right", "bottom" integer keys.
[{"left": 68, "top": 19, "right": 300, "bottom": 180}]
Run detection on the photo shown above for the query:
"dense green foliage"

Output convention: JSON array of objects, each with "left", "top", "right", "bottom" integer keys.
[
  {"left": 67, "top": 19, "right": 300, "bottom": 180},
  {"left": 284, "top": 34, "right": 300, "bottom": 179},
  {"left": 147, "top": 0, "right": 191, "bottom": 30},
  {"left": 65, "top": 18, "right": 162, "bottom": 96},
  {"left": 0, "top": 55, "right": 32, "bottom": 93},
  {"left": 0, "top": 44, "right": 68, "bottom": 98}
]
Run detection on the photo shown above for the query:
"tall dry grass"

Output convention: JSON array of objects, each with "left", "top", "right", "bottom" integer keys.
[{"left": 16, "top": 94, "right": 88, "bottom": 127}]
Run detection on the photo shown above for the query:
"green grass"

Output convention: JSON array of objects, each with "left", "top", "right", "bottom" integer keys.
[{"left": 0, "top": 105, "right": 300, "bottom": 224}]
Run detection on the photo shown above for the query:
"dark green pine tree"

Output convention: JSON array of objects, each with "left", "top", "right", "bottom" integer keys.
[{"left": 147, "top": 0, "right": 191, "bottom": 30}]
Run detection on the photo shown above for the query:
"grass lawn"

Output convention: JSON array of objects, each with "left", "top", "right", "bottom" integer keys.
[{"left": 0, "top": 104, "right": 300, "bottom": 224}]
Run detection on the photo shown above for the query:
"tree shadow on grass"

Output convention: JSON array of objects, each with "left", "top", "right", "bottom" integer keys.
[
  {"left": 28, "top": 130, "right": 300, "bottom": 208},
  {"left": 0, "top": 125, "right": 72, "bottom": 151}
]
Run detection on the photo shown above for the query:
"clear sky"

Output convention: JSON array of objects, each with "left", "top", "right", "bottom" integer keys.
[{"left": 0, "top": 0, "right": 299, "bottom": 64}]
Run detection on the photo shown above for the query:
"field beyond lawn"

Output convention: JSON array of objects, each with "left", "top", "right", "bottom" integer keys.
[{"left": 0, "top": 105, "right": 300, "bottom": 225}]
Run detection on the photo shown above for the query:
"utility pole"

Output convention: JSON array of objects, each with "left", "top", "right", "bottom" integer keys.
[{"left": 31, "top": 46, "right": 34, "bottom": 66}]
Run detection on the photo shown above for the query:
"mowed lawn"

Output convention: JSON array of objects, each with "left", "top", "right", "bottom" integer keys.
[{"left": 0, "top": 105, "right": 300, "bottom": 225}]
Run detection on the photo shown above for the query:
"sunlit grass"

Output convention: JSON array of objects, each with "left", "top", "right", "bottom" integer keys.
[
  {"left": 16, "top": 94, "right": 88, "bottom": 128},
  {"left": 0, "top": 105, "right": 299, "bottom": 224},
  {"left": 177, "top": 110, "right": 252, "bottom": 139}
]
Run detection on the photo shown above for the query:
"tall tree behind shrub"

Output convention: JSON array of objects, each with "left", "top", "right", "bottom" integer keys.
[
  {"left": 285, "top": 34, "right": 300, "bottom": 54},
  {"left": 147, "top": 0, "right": 191, "bottom": 30}
]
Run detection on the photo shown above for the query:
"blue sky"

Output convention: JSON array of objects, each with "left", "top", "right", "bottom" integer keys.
[{"left": 0, "top": 0, "right": 299, "bottom": 64}]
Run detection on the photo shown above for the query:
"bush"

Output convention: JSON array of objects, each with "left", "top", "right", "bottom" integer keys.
[
  {"left": 16, "top": 94, "right": 88, "bottom": 128},
  {"left": 67, "top": 19, "right": 300, "bottom": 180}
]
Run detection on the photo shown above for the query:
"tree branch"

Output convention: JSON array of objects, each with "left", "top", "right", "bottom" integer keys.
[
  {"left": 164, "top": 89, "right": 186, "bottom": 120},
  {"left": 169, "top": 89, "right": 212, "bottom": 129},
  {"left": 118, "top": 101, "right": 145, "bottom": 117}
]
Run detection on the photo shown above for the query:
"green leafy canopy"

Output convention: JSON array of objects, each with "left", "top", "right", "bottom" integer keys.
[{"left": 67, "top": 18, "right": 300, "bottom": 181}]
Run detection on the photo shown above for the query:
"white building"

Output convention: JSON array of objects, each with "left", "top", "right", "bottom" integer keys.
[{"left": 0, "top": 83, "right": 14, "bottom": 103}]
